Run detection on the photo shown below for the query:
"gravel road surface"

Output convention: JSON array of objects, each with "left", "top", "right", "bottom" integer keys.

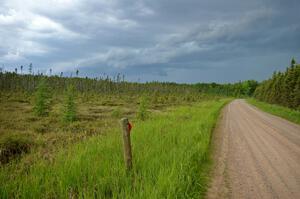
[{"left": 207, "top": 99, "right": 300, "bottom": 199}]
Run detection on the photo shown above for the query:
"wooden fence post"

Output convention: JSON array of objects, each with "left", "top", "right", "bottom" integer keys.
[{"left": 120, "top": 118, "right": 133, "bottom": 171}]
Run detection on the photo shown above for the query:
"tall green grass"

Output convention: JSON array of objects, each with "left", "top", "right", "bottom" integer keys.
[
  {"left": 247, "top": 98, "right": 300, "bottom": 124},
  {"left": 0, "top": 99, "right": 229, "bottom": 198}
]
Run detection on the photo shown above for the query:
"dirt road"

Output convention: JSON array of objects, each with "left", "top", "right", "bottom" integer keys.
[{"left": 207, "top": 99, "right": 300, "bottom": 199}]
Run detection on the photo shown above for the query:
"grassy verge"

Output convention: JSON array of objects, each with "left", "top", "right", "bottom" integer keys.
[
  {"left": 247, "top": 98, "right": 300, "bottom": 125},
  {"left": 0, "top": 99, "right": 229, "bottom": 198}
]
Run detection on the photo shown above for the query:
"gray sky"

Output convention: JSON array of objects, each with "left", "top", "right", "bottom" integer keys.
[{"left": 0, "top": 0, "right": 299, "bottom": 83}]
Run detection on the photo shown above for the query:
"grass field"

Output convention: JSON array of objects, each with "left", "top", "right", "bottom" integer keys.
[
  {"left": 247, "top": 98, "right": 300, "bottom": 124},
  {"left": 0, "top": 99, "right": 229, "bottom": 198},
  {"left": 0, "top": 91, "right": 219, "bottom": 164}
]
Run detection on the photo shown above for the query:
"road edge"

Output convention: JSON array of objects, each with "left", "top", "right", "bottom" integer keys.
[{"left": 206, "top": 102, "right": 231, "bottom": 199}]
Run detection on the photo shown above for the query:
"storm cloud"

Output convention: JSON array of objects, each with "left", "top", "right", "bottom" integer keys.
[{"left": 0, "top": 0, "right": 299, "bottom": 82}]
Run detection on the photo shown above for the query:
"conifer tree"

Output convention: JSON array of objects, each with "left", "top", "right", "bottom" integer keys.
[
  {"left": 62, "top": 85, "right": 77, "bottom": 122},
  {"left": 283, "top": 64, "right": 297, "bottom": 107},
  {"left": 253, "top": 59, "right": 300, "bottom": 109},
  {"left": 291, "top": 58, "right": 296, "bottom": 67},
  {"left": 292, "top": 66, "right": 300, "bottom": 109},
  {"left": 33, "top": 79, "right": 51, "bottom": 116}
]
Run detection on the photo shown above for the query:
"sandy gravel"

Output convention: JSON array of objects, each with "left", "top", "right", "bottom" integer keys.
[{"left": 207, "top": 99, "right": 300, "bottom": 199}]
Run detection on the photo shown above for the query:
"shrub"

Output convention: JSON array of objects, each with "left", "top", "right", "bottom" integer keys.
[{"left": 137, "top": 96, "right": 149, "bottom": 120}]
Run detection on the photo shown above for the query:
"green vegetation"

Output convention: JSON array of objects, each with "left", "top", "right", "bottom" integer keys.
[
  {"left": 196, "top": 80, "right": 258, "bottom": 97},
  {"left": 0, "top": 86, "right": 218, "bottom": 167},
  {"left": 0, "top": 99, "right": 229, "bottom": 198},
  {"left": 254, "top": 58, "right": 300, "bottom": 110},
  {"left": 247, "top": 98, "right": 300, "bottom": 124},
  {"left": 0, "top": 69, "right": 257, "bottom": 98},
  {"left": 0, "top": 58, "right": 297, "bottom": 198},
  {"left": 33, "top": 79, "right": 51, "bottom": 116},
  {"left": 137, "top": 96, "right": 149, "bottom": 121},
  {"left": 62, "top": 85, "right": 77, "bottom": 123}
]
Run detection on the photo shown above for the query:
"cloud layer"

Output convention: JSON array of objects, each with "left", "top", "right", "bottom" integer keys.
[{"left": 0, "top": 0, "right": 299, "bottom": 82}]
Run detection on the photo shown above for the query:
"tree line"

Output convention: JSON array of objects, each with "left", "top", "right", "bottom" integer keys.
[
  {"left": 0, "top": 71, "right": 194, "bottom": 95},
  {"left": 254, "top": 58, "right": 300, "bottom": 109},
  {"left": 0, "top": 67, "right": 258, "bottom": 97},
  {"left": 195, "top": 80, "right": 258, "bottom": 97}
]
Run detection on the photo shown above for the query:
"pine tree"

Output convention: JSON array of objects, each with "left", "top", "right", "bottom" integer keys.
[
  {"left": 272, "top": 72, "right": 282, "bottom": 104},
  {"left": 291, "top": 58, "right": 296, "bottom": 67},
  {"left": 293, "top": 75, "right": 300, "bottom": 109},
  {"left": 62, "top": 85, "right": 77, "bottom": 122},
  {"left": 253, "top": 59, "right": 299, "bottom": 109},
  {"left": 284, "top": 64, "right": 297, "bottom": 107},
  {"left": 268, "top": 72, "right": 277, "bottom": 103},
  {"left": 292, "top": 65, "right": 300, "bottom": 109},
  {"left": 33, "top": 79, "right": 51, "bottom": 116}
]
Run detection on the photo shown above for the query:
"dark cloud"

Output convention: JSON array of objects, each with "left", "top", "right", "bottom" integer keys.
[{"left": 0, "top": 0, "right": 299, "bottom": 82}]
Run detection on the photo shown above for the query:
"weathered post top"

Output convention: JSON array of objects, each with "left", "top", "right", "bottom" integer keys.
[{"left": 120, "top": 118, "right": 129, "bottom": 126}]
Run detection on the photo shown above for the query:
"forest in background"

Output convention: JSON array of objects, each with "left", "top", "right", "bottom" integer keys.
[
  {"left": 254, "top": 58, "right": 300, "bottom": 110},
  {"left": 0, "top": 66, "right": 258, "bottom": 98},
  {"left": 1, "top": 58, "right": 299, "bottom": 109}
]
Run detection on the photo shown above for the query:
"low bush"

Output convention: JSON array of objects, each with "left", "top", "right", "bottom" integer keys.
[{"left": 137, "top": 96, "right": 149, "bottom": 121}]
